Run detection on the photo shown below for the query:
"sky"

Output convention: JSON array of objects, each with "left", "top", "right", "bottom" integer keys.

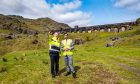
[{"left": 0, "top": 0, "right": 140, "bottom": 27}]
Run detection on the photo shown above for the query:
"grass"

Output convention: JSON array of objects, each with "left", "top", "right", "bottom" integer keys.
[
  {"left": 0, "top": 26, "right": 140, "bottom": 84},
  {"left": 0, "top": 29, "right": 13, "bottom": 34}
]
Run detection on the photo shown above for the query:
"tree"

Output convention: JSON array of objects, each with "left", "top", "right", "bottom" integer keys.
[{"left": 136, "top": 18, "right": 140, "bottom": 25}]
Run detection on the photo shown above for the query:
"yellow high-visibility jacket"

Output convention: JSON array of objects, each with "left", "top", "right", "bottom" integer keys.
[{"left": 49, "top": 36, "right": 60, "bottom": 52}]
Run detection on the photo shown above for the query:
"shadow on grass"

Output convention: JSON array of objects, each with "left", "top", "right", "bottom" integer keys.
[
  {"left": 75, "top": 66, "right": 81, "bottom": 73},
  {"left": 59, "top": 66, "right": 81, "bottom": 75}
]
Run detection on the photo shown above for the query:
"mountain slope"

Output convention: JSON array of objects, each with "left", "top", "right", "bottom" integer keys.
[{"left": 0, "top": 14, "right": 70, "bottom": 34}]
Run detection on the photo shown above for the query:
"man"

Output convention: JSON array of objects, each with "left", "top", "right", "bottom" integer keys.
[
  {"left": 61, "top": 33, "right": 76, "bottom": 78},
  {"left": 49, "top": 32, "right": 60, "bottom": 78}
]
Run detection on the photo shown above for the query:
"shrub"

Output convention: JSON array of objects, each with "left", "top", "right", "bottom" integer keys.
[
  {"left": 0, "top": 66, "right": 7, "bottom": 73},
  {"left": 135, "top": 29, "right": 140, "bottom": 35}
]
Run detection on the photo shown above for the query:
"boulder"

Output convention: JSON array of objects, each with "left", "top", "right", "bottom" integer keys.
[
  {"left": 106, "top": 41, "right": 115, "bottom": 47},
  {"left": 4, "top": 33, "right": 19, "bottom": 39},
  {"left": 74, "top": 38, "right": 84, "bottom": 45},
  {"left": 4, "top": 35, "right": 13, "bottom": 39},
  {"left": 109, "top": 37, "right": 120, "bottom": 41},
  {"left": 2, "top": 58, "right": 7, "bottom": 62},
  {"left": 32, "top": 39, "right": 38, "bottom": 44}
]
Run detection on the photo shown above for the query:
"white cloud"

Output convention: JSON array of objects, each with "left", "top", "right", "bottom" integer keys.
[
  {"left": 114, "top": 0, "right": 140, "bottom": 12},
  {"left": 0, "top": 0, "right": 93, "bottom": 27}
]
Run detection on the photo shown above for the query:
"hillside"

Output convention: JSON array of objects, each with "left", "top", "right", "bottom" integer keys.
[
  {"left": 0, "top": 24, "right": 140, "bottom": 83},
  {"left": 0, "top": 14, "right": 70, "bottom": 34}
]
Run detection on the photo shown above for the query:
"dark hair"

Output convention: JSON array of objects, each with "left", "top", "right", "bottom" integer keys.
[{"left": 64, "top": 33, "right": 68, "bottom": 36}]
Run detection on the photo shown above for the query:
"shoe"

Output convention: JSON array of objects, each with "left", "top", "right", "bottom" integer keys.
[
  {"left": 56, "top": 73, "right": 59, "bottom": 76},
  {"left": 72, "top": 72, "right": 76, "bottom": 79},
  {"left": 52, "top": 75, "right": 55, "bottom": 78},
  {"left": 64, "top": 72, "right": 71, "bottom": 76}
]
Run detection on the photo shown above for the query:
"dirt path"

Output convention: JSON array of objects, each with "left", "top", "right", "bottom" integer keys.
[
  {"left": 109, "top": 56, "right": 140, "bottom": 76},
  {"left": 118, "top": 63, "right": 140, "bottom": 76}
]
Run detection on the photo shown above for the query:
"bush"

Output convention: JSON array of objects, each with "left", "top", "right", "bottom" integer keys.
[
  {"left": 86, "top": 36, "right": 90, "bottom": 41},
  {"left": 0, "top": 65, "right": 7, "bottom": 73},
  {"left": 136, "top": 18, "right": 140, "bottom": 25},
  {"left": 135, "top": 29, "right": 140, "bottom": 35}
]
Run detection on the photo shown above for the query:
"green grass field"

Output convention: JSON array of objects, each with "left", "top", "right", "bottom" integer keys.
[{"left": 0, "top": 26, "right": 140, "bottom": 84}]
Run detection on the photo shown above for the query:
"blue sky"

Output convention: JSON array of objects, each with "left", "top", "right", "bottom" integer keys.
[
  {"left": 81, "top": 0, "right": 140, "bottom": 25},
  {"left": 47, "top": 0, "right": 140, "bottom": 25},
  {"left": 0, "top": 0, "right": 140, "bottom": 27}
]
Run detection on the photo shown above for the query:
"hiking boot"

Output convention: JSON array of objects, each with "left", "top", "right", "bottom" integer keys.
[
  {"left": 72, "top": 72, "right": 76, "bottom": 79},
  {"left": 64, "top": 72, "right": 71, "bottom": 76},
  {"left": 56, "top": 73, "right": 59, "bottom": 76},
  {"left": 52, "top": 75, "right": 55, "bottom": 78}
]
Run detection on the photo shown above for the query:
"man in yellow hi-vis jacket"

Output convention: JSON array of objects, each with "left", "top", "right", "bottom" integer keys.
[
  {"left": 61, "top": 33, "right": 76, "bottom": 78},
  {"left": 49, "top": 32, "right": 60, "bottom": 78}
]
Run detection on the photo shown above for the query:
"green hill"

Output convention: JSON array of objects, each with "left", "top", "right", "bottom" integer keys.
[
  {"left": 0, "top": 14, "right": 70, "bottom": 34},
  {"left": 0, "top": 23, "right": 140, "bottom": 83}
]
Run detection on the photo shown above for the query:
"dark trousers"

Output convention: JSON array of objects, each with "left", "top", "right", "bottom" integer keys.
[{"left": 50, "top": 53, "right": 59, "bottom": 75}]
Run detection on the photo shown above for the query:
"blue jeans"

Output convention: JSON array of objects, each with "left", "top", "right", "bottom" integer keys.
[
  {"left": 50, "top": 53, "right": 59, "bottom": 75},
  {"left": 64, "top": 56, "right": 75, "bottom": 73}
]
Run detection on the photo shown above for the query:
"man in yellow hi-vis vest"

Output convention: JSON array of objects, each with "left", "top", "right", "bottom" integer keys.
[
  {"left": 61, "top": 33, "right": 76, "bottom": 78},
  {"left": 49, "top": 32, "right": 60, "bottom": 78}
]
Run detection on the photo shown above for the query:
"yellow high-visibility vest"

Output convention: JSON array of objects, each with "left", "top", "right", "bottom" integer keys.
[{"left": 61, "top": 39, "right": 74, "bottom": 56}]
